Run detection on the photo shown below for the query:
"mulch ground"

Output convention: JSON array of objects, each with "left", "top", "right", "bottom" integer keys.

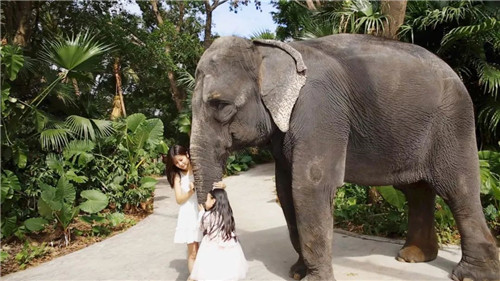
[{"left": 1, "top": 206, "right": 151, "bottom": 276}]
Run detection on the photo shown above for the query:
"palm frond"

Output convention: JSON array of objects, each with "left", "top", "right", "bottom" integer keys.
[
  {"left": 250, "top": 29, "right": 277, "bottom": 40},
  {"left": 478, "top": 99, "right": 500, "bottom": 139},
  {"left": 40, "top": 30, "right": 113, "bottom": 74},
  {"left": 40, "top": 128, "right": 70, "bottom": 151},
  {"left": 65, "top": 115, "right": 96, "bottom": 141},
  {"left": 176, "top": 69, "right": 196, "bottom": 93},
  {"left": 91, "top": 119, "right": 115, "bottom": 138},
  {"left": 476, "top": 61, "right": 500, "bottom": 98},
  {"left": 441, "top": 18, "right": 498, "bottom": 48}
]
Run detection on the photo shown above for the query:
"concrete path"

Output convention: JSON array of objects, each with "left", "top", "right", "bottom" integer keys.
[{"left": 3, "top": 163, "right": 465, "bottom": 281}]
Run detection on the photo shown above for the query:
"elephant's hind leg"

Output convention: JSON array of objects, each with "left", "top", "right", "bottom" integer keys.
[
  {"left": 434, "top": 174, "right": 500, "bottom": 281},
  {"left": 395, "top": 182, "right": 439, "bottom": 263}
]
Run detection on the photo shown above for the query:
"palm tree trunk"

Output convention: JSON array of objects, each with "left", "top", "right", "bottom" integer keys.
[
  {"left": 111, "top": 57, "right": 126, "bottom": 120},
  {"left": 71, "top": 78, "right": 81, "bottom": 96},
  {"left": 378, "top": 0, "right": 407, "bottom": 40}
]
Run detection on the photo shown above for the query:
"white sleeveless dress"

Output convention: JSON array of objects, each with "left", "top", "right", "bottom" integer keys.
[{"left": 173, "top": 172, "right": 202, "bottom": 244}]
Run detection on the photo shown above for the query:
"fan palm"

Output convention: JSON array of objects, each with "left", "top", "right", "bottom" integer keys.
[
  {"left": 31, "top": 31, "right": 114, "bottom": 151},
  {"left": 31, "top": 31, "right": 113, "bottom": 107}
]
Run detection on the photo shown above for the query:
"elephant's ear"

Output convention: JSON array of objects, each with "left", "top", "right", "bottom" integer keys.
[{"left": 253, "top": 39, "right": 307, "bottom": 133}]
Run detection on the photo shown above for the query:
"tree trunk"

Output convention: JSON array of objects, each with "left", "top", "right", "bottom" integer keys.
[
  {"left": 111, "top": 57, "right": 126, "bottom": 120},
  {"left": 71, "top": 78, "right": 81, "bottom": 96},
  {"left": 150, "top": 0, "right": 164, "bottom": 26},
  {"left": 204, "top": 1, "right": 213, "bottom": 49},
  {"left": 203, "top": 0, "right": 227, "bottom": 49},
  {"left": 149, "top": 0, "right": 185, "bottom": 112},
  {"left": 4, "top": 1, "right": 34, "bottom": 47},
  {"left": 177, "top": 1, "right": 185, "bottom": 32},
  {"left": 378, "top": 0, "right": 407, "bottom": 40}
]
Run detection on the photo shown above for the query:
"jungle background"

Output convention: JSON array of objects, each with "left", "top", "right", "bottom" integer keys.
[{"left": 1, "top": 0, "right": 499, "bottom": 275}]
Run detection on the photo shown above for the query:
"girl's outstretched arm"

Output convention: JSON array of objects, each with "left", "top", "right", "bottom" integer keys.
[{"left": 173, "top": 175, "right": 195, "bottom": 205}]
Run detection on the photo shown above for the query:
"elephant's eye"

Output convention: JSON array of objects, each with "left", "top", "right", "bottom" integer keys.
[{"left": 210, "top": 100, "right": 236, "bottom": 123}]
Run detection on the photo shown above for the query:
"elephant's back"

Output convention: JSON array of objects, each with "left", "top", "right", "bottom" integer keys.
[{"left": 291, "top": 34, "right": 457, "bottom": 81}]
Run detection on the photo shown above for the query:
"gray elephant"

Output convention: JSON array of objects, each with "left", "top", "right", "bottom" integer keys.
[{"left": 189, "top": 34, "right": 500, "bottom": 281}]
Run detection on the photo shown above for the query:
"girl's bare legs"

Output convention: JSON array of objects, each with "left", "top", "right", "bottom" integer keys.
[{"left": 187, "top": 242, "right": 199, "bottom": 280}]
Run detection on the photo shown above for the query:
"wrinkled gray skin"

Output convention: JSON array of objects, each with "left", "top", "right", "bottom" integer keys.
[{"left": 190, "top": 34, "right": 500, "bottom": 281}]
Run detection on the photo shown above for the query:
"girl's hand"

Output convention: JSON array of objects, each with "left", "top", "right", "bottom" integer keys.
[
  {"left": 198, "top": 204, "right": 205, "bottom": 212},
  {"left": 189, "top": 182, "right": 195, "bottom": 194},
  {"left": 212, "top": 181, "right": 226, "bottom": 189}
]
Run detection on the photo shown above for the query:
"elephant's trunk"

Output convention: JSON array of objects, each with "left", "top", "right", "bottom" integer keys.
[
  {"left": 190, "top": 115, "right": 227, "bottom": 202},
  {"left": 190, "top": 144, "right": 225, "bottom": 203}
]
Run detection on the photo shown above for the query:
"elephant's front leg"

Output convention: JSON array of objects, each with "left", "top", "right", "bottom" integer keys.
[
  {"left": 292, "top": 147, "right": 345, "bottom": 281},
  {"left": 274, "top": 159, "right": 306, "bottom": 280}
]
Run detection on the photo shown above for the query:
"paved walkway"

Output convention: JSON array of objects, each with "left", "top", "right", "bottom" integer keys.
[{"left": 3, "top": 163, "right": 465, "bottom": 281}]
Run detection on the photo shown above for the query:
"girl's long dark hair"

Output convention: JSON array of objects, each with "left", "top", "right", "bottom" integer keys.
[
  {"left": 165, "top": 145, "right": 189, "bottom": 188},
  {"left": 205, "top": 189, "right": 236, "bottom": 242}
]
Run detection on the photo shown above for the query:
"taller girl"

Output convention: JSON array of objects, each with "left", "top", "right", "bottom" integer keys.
[{"left": 165, "top": 145, "right": 201, "bottom": 277}]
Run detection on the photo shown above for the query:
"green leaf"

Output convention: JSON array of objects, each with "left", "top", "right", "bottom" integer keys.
[
  {"left": 91, "top": 119, "right": 115, "bottom": 138},
  {"left": 59, "top": 205, "right": 79, "bottom": 229},
  {"left": 24, "top": 218, "right": 48, "bottom": 232},
  {"left": 140, "top": 177, "right": 158, "bottom": 189},
  {"left": 46, "top": 153, "right": 65, "bottom": 176},
  {"left": 63, "top": 140, "right": 95, "bottom": 166},
  {"left": 1, "top": 170, "right": 21, "bottom": 204},
  {"left": 65, "top": 170, "right": 88, "bottom": 183},
  {"left": 65, "top": 115, "right": 95, "bottom": 141},
  {"left": 34, "top": 109, "right": 49, "bottom": 133},
  {"left": 40, "top": 31, "right": 112, "bottom": 73},
  {"left": 1, "top": 45, "right": 25, "bottom": 81},
  {"left": 126, "top": 113, "right": 146, "bottom": 133},
  {"left": 375, "top": 186, "right": 406, "bottom": 209},
  {"left": 1, "top": 250, "right": 9, "bottom": 262},
  {"left": 56, "top": 177, "right": 76, "bottom": 204},
  {"left": 1, "top": 84, "right": 11, "bottom": 114},
  {"left": 1, "top": 216, "right": 17, "bottom": 238},
  {"left": 79, "top": 189, "right": 108, "bottom": 214},
  {"left": 106, "top": 212, "right": 125, "bottom": 227},
  {"left": 40, "top": 128, "right": 70, "bottom": 151},
  {"left": 12, "top": 143, "right": 28, "bottom": 169},
  {"left": 132, "top": 118, "right": 164, "bottom": 150},
  {"left": 41, "top": 188, "right": 62, "bottom": 212},
  {"left": 37, "top": 197, "right": 53, "bottom": 218},
  {"left": 156, "top": 141, "right": 169, "bottom": 154}
]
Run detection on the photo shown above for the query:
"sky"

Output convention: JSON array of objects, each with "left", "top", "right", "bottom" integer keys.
[
  {"left": 125, "top": 1, "right": 278, "bottom": 38},
  {"left": 212, "top": 1, "right": 278, "bottom": 37}
]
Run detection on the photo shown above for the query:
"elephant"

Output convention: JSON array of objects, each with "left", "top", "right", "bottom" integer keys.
[{"left": 189, "top": 34, "right": 500, "bottom": 281}]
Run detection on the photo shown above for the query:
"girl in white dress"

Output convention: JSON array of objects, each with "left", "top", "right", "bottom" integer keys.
[
  {"left": 165, "top": 145, "right": 225, "bottom": 279},
  {"left": 190, "top": 188, "right": 248, "bottom": 281}
]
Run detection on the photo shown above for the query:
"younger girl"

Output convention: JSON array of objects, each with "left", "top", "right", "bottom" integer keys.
[
  {"left": 165, "top": 145, "right": 225, "bottom": 278},
  {"left": 190, "top": 189, "right": 248, "bottom": 281}
]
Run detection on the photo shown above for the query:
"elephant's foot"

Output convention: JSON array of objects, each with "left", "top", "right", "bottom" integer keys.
[
  {"left": 289, "top": 258, "right": 307, "bottom": 280},
  {"left": 300, "top": 270, "right": 335, "bottom": 281},
  {"left": 451, "top": 258, "right": 500, "bottom": 281},
  {"left": 396, "top": 245, "right": 438, "bottom": 263}
]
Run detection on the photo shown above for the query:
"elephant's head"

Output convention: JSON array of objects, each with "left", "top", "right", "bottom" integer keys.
[{"left": 190, "top": 36, "right": 307, "bottom": 201}]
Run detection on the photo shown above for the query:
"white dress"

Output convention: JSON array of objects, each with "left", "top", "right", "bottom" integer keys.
[
  {"left": 173, "top": 171, "right": 202, "bottom": 244},
  {"left": 190, "top": 210, "right": 248, "bottom": 281}
]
